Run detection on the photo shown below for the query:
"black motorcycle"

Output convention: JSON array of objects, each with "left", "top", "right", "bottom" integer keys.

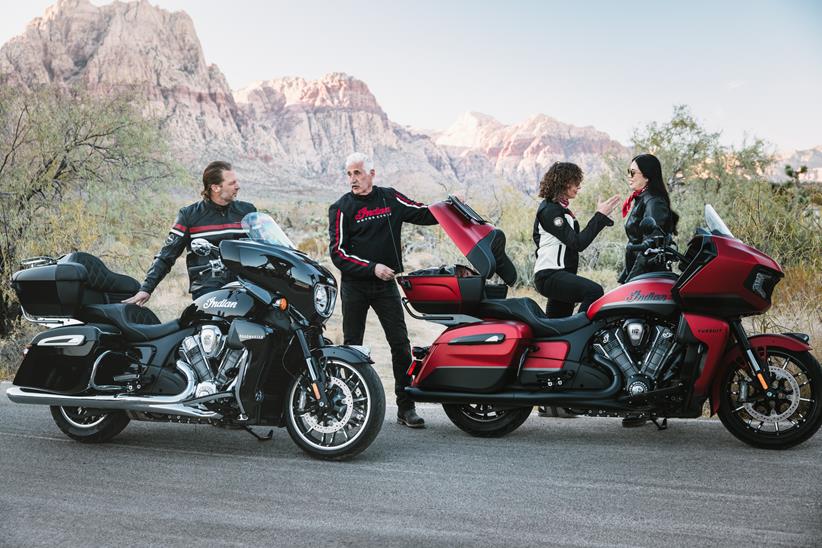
[{"left": 6, "top": 213, "right": 385, "bottom": 460}]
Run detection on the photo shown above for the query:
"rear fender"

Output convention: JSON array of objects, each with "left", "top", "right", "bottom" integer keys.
[{"left": 709, "top": 334, "right": 812, "bottom": 415}]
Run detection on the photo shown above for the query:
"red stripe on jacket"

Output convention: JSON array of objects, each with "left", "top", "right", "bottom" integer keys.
[{"left": 189, "top": 223, "right": 243, "bottom": 234}]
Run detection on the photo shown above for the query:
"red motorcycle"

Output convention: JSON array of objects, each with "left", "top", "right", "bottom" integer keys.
[{"left": 397, "top": 198, "right": 821, "bottom": 449}]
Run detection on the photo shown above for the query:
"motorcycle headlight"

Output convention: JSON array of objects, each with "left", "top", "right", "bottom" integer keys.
[{"left": 313, "top": 284, "right": 336, "bottom": 318}]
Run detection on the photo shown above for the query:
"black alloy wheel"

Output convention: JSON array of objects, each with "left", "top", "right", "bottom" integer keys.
[
  {"left": 442, "top": 403, "right": 532, "bottom": 438},
  {"left": 50, "top": 406, "right": 131, "bottom": 443},
  {"left": 285, "top": 358, "right": 385, "bottom": 460},
  {"left": 718, "top": 348, "right": 822, "bottom": 449}
]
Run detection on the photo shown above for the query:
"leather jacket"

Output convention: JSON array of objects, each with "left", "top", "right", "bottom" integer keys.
[
  {"left": 140, "top": 199, "right": 257, "bottom": 295},
  {"left": 619, "top": 192, "right": 674, "bottom": 283}
]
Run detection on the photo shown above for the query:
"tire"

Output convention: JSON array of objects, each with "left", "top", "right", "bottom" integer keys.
[
  {"left": 442, "top": 403, "right": 532, "bottom": 438},
  {"left": 718, "top": 349, "right": 822, "bottom": 449},
  {"left": 285, "top": 359, "right": 385, "bottom": 460},
  {"left": 50, "top": 406, "right": 130, "bottom": 443}
]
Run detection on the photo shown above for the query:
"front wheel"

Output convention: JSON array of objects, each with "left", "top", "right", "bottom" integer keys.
[
  {"left": 442, "top": 403, "right": 532, "bottom": 437},
  {"left": 285, "top": 359, "right": 385, "bottom": 460},
  {"left": 718, "top": 348, "right": 822, "bottom": 449},
  {"left": 50, "top": 406, "right": 130, "bottom": 443}
]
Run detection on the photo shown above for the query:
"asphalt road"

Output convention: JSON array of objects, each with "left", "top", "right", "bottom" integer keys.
[{"left": 1, "top": 382, "right": 820, "bottom": 547}]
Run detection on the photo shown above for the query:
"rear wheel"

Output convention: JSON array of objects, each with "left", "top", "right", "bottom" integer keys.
[
  {"left": 718, "top": 349, "right": 822, "bottom": 449},
  {"left": 50, "top": 406, "right": 130, "bottom": 443},
  {"left": 442, "top": 403, "right": 531, "bottom": 437}
]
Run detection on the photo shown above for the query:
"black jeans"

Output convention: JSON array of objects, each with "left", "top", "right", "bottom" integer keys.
[
  {"left": 534, "top": 270, "right": 604, "bottom": 318},
  {"left": 341, "top": 279, "right": 413, "bottom": 409}
]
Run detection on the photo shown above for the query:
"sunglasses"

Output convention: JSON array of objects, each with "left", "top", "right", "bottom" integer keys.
[{"left": 628, "top": 168, "right": 638, "bottom": 177}]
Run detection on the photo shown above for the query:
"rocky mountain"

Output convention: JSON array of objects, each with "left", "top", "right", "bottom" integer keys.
[
  {"left": 0, "top": 0, "right": 244, "bottom": 159},
  {"left": 0, "top": 0, "right": 629, "bottom": 199},
  {"left": 232, "top": 74, "right": 460, "bottom": 196},
  {"left": 436, "top": 112, "right": 626, "bottom": 193}
]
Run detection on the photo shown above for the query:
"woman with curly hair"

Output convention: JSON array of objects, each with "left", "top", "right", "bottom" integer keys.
[{"left": 533, "top": 162, "right": 621, "bottom": 318}]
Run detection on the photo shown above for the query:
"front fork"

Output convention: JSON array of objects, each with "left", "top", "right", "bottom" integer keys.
[
  {"left": 729, "top": 320, "right": 774, "bottom": 395},
  {"left": 293, "top": 329, "right": 332, "bottom": 411}
]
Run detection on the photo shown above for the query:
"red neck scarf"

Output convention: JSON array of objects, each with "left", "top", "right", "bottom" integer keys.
[
  {"left": 557, "top": 197, "right": 575, "bottom": 218},
  {"left": 622, "top": 187, "right": 647, "bottom": 218}
]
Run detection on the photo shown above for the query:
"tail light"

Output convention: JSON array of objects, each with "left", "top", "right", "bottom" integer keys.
[{"left": 408, "top": 346, "right": 430, "bottom": 376}]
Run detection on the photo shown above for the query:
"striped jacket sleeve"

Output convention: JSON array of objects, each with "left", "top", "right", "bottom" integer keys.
[
  {"left": 392, "top": 189, "right": 437, "bottom": 225},
  {"left": 140, "top": 208, "right": 190, "bottom": 294},
  {"left": 328, "top": 203, "right": 376, "bottom": 278}
]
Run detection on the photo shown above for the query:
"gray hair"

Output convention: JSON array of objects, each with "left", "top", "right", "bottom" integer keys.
[{"left": 344, "top": 152, "right": 374, "bottom": 172}]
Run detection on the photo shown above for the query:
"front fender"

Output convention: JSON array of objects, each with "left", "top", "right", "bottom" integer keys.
[
  {"left": 709, "top": 334, "right": 812, "bottom": 415},
  {"left": 314, "top": 345, "right": 373, "bottom": 365}
]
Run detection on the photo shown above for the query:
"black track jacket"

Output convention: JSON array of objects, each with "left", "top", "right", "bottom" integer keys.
[
  {"left": 533, "top": 200, "right": 613, "bottom": 275},
  {"left": 140, "top": 199, "right": 257, "bottom": 295},
  {"left": 328, "top": 186, "right": 437, "bottom": 281}
]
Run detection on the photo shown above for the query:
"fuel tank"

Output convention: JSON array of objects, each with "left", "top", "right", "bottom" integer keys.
[
  {"left": 179, "top": 287, "right": 257, "bottom": 326},
  {"left": 587, "top": 278, "right": 678, "bottom": 320}
]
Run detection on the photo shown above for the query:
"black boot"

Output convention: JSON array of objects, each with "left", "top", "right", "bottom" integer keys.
[
  {"left": 397, "top": 405, "right": 425, "bottom": 428},
  {"left": 621, "top": 414, "right": 648, "bottom": 428}
]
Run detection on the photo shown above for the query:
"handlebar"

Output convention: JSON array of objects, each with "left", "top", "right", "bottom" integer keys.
[{"left": 626, "top": 242, "right": 649, "bottom": 252}]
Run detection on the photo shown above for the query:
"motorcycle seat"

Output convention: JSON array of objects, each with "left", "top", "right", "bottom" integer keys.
[
  {"left": 60, "top": 252, "right": 140, "bottom": 293},
  {"left": 78, "top": 304, "right": 181, "bottom": 342},
  {"left": 478, "top": 298, "right": 591, "bottom": 337}
]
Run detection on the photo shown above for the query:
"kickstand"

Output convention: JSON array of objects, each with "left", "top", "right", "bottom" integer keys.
[
  {"left": 243, "top": 426, "right": 274, "bottom": 442},
  {"left": 651, "top": 417, "right": 668, "bottom": 431}
]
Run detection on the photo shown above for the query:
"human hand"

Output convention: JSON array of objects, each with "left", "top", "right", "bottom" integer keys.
[
  {"left": 374, "top": 263, "right": 396, "bottom": 281},
  {"left": 122, "top": 290, "right": 151, "bottom": 306},
  {"left": 596, "top": 194, "right": 622, "bottom": 216}
]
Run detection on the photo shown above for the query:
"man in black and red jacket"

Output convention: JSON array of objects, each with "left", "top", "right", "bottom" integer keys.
[
  {"left": 328, "top": 152, "right": 437, "bottom": 428},
  {"left": 124, "top": 161, "right": 257, "bottom": 305}
]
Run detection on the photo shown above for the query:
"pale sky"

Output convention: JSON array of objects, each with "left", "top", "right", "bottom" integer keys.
[{"left": 1, "top": 0, "right": 820, "bottom": 151}]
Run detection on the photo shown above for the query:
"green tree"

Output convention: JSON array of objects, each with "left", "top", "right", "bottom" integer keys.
[{"left": 0, "top": 84, "right": 182, "bottom": 336}]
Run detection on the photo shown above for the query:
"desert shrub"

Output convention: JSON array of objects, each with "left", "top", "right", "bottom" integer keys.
[{"left": 0, "top": 83, "right": 185, "bottom": 337}]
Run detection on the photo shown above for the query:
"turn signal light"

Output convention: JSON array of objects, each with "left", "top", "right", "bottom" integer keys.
[{"left": 276, "top": 298, "right": 288, "bottom": 311}]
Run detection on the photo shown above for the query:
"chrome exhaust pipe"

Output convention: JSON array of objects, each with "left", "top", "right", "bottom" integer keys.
[{"left": 5, "top": 360, "right": 221, "bottom": 420}]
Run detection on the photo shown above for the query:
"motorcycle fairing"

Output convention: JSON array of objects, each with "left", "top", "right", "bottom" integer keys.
[
  {"left": 428, "top": 199, "right": 517, "bottom": 285},
  {"left": 678, "top": 313, "right": 731, "bottom": 397},
  {"left": 676, "top": 235, "right": 784, "bottom": 316}
]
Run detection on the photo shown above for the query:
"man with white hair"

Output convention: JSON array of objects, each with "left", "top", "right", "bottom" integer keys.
[{"left": 328, "top": 152, "right": 438, "bottom": 428}]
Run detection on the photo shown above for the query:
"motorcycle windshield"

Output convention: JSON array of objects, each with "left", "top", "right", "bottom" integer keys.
[
  {"left": 704, "top": 204, "right": 734, "bottom": 238},
  {"left": 241, "top": 212, "right": 296, "bottom": 248}
]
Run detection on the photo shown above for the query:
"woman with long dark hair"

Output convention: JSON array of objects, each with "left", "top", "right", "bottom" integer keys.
[{"left": 618, "top": 153, "right": 680, "bottom": 283}]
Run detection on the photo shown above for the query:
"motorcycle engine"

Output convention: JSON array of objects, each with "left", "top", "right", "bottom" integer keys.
[
  {"left": 179, "top": 325, "right": 245, "bottom": 397},
  {"left": 594, "top": 319, "right": 678, "bottom": 396}
]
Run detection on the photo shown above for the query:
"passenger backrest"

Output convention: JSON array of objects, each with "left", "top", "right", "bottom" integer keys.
[{"left": 59, "top": 252, "right": 140, "bottom": 304}]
